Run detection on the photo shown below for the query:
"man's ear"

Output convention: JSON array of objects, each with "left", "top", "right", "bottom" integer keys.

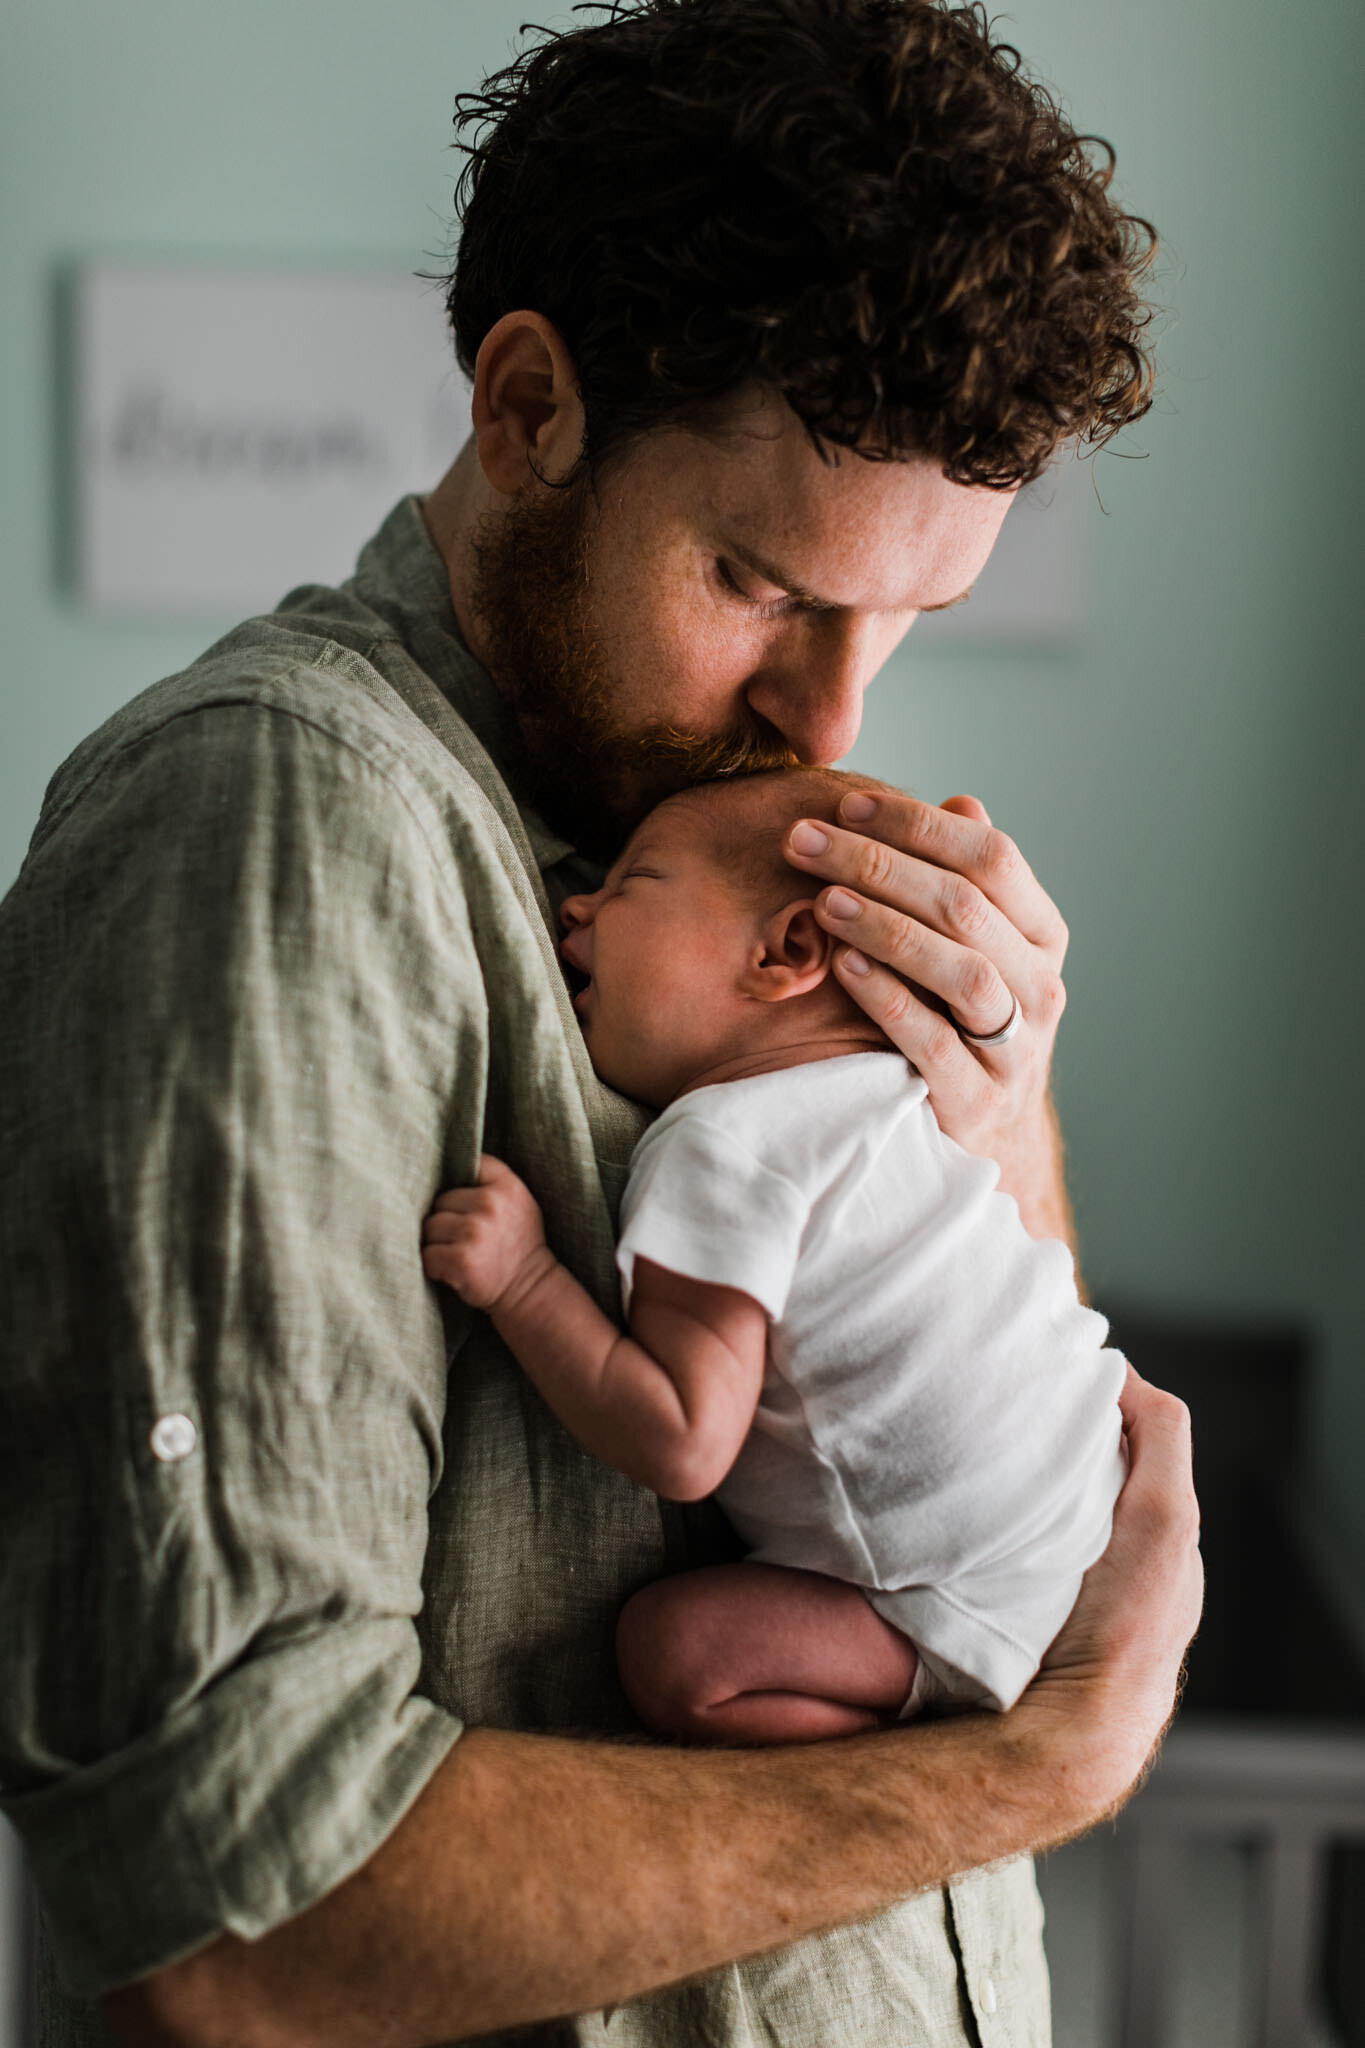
[
  {"left": 470, "top": 311, "right": 586, "bottom": 495},
  {"left": 741, "top": 901, "right": 835, "bottom": 1003}
]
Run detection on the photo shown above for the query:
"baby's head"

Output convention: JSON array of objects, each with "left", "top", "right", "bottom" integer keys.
[{"left": 559, "top": 766, "right": 896, "bottom": 1107}]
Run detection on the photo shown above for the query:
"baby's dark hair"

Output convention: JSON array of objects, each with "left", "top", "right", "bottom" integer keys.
[
  {"left": 665, "top": 765, "right": 901, "bottom": 912},
  {"left": 446, "top": 0, "right": 1157, "bottom": 487}
]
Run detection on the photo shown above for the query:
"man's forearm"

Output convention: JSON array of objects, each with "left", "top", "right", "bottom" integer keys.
[
  {"left": 105, "top": 1369, "right": 1202, "bottom": 2048},
  {"left": 106, "top": 1705, "right": 1113, "bottom": 2048}
]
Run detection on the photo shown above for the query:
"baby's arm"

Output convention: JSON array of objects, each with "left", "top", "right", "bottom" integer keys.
[{"left": 421, "top": 1155, "right": 767, "bottom": 1500}]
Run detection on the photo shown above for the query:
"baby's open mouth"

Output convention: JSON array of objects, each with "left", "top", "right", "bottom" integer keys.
[{"left": 564, "top": 963, "right": 592, "bottom": 1010}]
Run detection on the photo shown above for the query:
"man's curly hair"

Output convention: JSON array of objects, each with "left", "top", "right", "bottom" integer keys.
[{"left": 446, "top": 0, "right": 1157, "bottom": 487}]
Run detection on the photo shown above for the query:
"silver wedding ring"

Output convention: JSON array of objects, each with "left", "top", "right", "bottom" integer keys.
[{"left": 961, "top": 990, "right": 1023, "bottom": 1048}]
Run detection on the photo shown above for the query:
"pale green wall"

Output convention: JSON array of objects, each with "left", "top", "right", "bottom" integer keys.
[{"left": 3, "top": 1, "right": 1362, "bottom": 1575}]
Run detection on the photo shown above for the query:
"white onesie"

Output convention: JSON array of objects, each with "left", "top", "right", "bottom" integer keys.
[{"left": 615, "top": 1051, "right": 1127, "bottom": 1712}]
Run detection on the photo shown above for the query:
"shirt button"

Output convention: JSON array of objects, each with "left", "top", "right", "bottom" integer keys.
[
  {"left": 150, "top": 1412, "right": 198, "bottom": 1463},
  {"left": 978, "top": 1976, "right": 999, "bottom": 2016}
]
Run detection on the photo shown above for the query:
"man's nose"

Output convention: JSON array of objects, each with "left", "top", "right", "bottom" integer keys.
[{"left": 743, "top": 614, "right": 890, "bottom": 765}]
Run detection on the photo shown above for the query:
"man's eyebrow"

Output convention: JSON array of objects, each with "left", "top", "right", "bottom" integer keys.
[
  {"left": 725, "top": 540, "right": 972, "bottom": 615},
  {"left": 726, "top": 542, "right": 837, "bottom": 611}
]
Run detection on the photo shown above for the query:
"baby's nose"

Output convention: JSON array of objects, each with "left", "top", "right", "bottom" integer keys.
[{"left": 560, "top": 891, "right": 593, "bottom": 931}]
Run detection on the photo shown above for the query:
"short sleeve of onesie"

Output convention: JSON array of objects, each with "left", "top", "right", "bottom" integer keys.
[{"left": 616, "top": 1110, "right": 810, "bottom": 1320}]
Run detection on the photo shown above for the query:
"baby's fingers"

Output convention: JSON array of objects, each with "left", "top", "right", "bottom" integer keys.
[
  {"left": 476, "top": 1153, "right": 522, "bottom": 1188},
  {"left": 427, "top": 1187, "right": 486, "bottom": 1220},
  {"left": 422, "top": 1200, "right": 485, "bottom": 1241},
  {"left": 421, "top": 1232, "right": 469, "bottom": 1280},
  {"left": 421, "top": 1219, "right": 485, "bottom": 1294},
  {"left": 427, "top": 1157, "right": 520, "bottom": 1215}
]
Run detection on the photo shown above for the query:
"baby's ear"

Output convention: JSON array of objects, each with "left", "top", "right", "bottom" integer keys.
[{"left": 743, "top": 900, "right": 834, "bottom": 1003}]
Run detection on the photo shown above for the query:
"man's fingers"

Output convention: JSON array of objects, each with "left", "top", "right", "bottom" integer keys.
[
  {"left": 816, "top": 887, "right": 1021, "bottom": 1037},
  {"left": 939, "top": 793, "right": 992, "bottom": 826},
  {"left": 1118, "top": 1362, "right": 1193, "bottom": 1468},
  {"left": 1116, "top": 1367, "right": 1201, "bottom": 1540},
  {"left": 785, "top": 795, "right": 1065, "bottom": 955},
  {"left": 1037, "top": 1363, "right": 1203, "bottom": 1759},
  {"left": 1101, "top": 1366, "right": 1204, "bottom": 1666},
  {"left": 1118, "top": 1360, "right": 1146, "bottom": 1432},
  {"left": 833, "top": 947, "right": 998, "bottom": 1089}
]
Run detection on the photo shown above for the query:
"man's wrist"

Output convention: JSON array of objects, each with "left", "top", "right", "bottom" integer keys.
[{"left": 1002, "top": 1674, "right": 1140, "bottom": 1835}]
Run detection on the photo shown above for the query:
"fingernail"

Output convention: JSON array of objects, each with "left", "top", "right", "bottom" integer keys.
[
  {"left": 839, "top": 948, "right": 871, "bottom": 975},
  {"left": 789, "top": 821, "right": 830, "bottom": 856},
  {"left": 840, "top": 792, "right": 877, "bottom": 823},
  {"left": 824, "top": 888, "right": 862, "bottom": 921}
]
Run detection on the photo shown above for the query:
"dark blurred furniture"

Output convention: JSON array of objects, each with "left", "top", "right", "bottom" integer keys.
[{"left": 1102, "top": 1308, "right": 1365, "bottom": 2048}]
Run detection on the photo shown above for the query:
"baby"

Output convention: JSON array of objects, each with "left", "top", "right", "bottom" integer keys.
[{"left": 422, "top": 766, "right": 1126, "bottom": 1742}]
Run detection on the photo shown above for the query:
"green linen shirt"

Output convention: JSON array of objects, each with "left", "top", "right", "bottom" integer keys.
[{"left": 0, "top": 497, "right": 1051, "bottom": 2047}]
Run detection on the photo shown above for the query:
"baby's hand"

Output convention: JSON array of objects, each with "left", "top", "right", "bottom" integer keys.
[{"left": 422, "top": 1155, "right": 551, "bottom": 1313}]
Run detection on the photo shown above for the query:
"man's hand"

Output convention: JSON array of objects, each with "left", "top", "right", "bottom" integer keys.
[
  {"left": 1022, "top": 1364, "right": 1204, "bottom": 1810},
  {"left": 784, "top": 787, "right": 1071, "bottom": 1238},
  {"left": 422, "top": 1155, "right": 553, "bottom": 1313}
]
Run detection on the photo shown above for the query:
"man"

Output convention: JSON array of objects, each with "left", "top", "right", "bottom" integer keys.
[{"left": 0, "top": 3, "right": 1201, "bottom": 2044}]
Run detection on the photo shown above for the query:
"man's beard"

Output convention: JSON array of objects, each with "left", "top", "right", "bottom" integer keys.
[{"left": 468, "top": 479, "right": 799, "bottom": 861}]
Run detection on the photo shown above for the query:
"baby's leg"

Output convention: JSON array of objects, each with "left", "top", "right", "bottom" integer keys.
[{"left": 616, "top": 1561, "right": 918, "bottom": 1744}]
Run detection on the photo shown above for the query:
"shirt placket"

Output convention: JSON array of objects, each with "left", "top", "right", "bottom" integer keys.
[{"left": 948, "top": 1869, "right": 1046, "bottom": 2048}]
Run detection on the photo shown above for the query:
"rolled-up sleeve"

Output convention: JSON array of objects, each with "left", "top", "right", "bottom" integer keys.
[{"left": 0, "top": 692, "right": 480, "bottom": 1994}]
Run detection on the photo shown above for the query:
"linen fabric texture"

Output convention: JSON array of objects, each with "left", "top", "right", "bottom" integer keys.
[
  {"left": 0, "top": 498, "right": 1051, "bottom": 2048},
  {"left": 616, "top": 1055, "right": 1128, "bottom": 1711}
]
